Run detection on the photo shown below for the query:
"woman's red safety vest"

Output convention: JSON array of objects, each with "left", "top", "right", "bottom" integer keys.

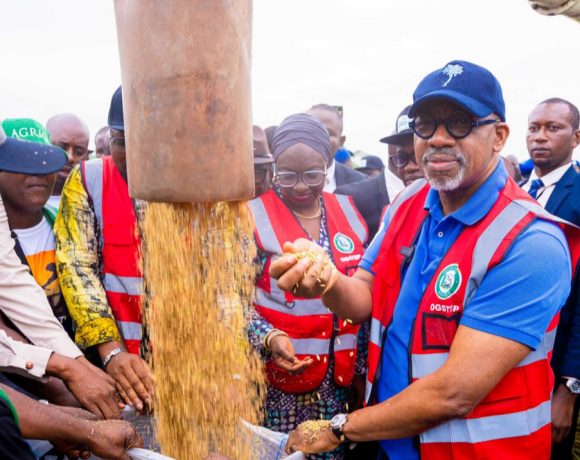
[
  {"left": 81, "top": 156, "right": 143, "bottom": 355},
  {"left": 366, "top": 177, "right": 580, "bottom": 459},
  {"left": 249, "top": 190, "right": 368, "bottom": 393}
]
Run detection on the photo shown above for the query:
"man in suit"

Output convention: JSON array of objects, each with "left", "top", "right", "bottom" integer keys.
[
  {"left": 523, "top": 97, "right": 580, "bottom": 459},
  {"left": 335, "top": 106, "right": 422, "bottom": 241},
  {"left": 306, "top": 104, "right": 367, "bottom": 192}
]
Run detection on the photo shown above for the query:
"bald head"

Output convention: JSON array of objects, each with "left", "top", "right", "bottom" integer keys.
[
  {"left": 47, "top": 113, "right": 89, "bottom": 137},
  {"left": 46, "top": 113, "right": 90, "bottom": 195}
]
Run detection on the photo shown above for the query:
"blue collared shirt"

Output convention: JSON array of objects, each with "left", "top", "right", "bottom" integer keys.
[{"left": 360, "top": 161, "right": 571, "bottom": 460}]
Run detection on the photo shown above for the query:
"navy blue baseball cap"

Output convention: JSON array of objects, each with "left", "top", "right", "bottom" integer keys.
[
  {"left": 0, "top": 119, "right": 68, "bottom": 175},
  {"left": 108, "top": 85, "right": 124, "bottom": 130},
  {"left": 408, "top": 60, "right": 506, "bottom": 122}
]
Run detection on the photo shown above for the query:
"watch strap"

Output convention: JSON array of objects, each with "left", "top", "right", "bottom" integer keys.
[{"left": 332, "top": 427, "right": 349, "bottom": 443}]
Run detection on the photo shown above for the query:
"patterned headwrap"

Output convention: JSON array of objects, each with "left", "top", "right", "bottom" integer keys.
[{"left": 271, "top": 113, "right": 331, "bottom": 164}]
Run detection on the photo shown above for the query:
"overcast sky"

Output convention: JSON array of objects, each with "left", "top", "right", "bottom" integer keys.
[{"left": 1, "top": 0, "right": 579, "bottom": 162}]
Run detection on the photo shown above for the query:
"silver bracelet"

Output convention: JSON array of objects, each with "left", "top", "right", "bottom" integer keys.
[{"left": 102, "top": 348, "right": 126, "bottom": 368}]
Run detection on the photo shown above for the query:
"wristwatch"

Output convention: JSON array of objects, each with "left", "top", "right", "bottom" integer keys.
[
  {"left": 562, "top": 378, "right": 580, "bottom": 395},
  {"left": 330, "top": 413, "right": 351, "bottom": 443}
]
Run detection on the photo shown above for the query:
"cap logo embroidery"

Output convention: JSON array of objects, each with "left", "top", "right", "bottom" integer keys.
[
  {"left": 441, "top": 64, "right": 463, "bottom": 87},
  {"left": 397, "top": 115, "right": 410, "bottom": 133}
]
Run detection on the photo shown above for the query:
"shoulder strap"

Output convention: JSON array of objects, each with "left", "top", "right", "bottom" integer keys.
[
  {"left": 42, "top": 207, "right": 56, "bottom": 228},
  {"left": 10, "top": 230, "right": 31, "bottom": 271}
]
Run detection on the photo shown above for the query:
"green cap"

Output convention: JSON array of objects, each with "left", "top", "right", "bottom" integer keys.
[
  {"left": 1, "top": 118, "right": 52, "bottom": 145},
  {"left": 0, "top": 118, "right": 67, "bottom": 175}
]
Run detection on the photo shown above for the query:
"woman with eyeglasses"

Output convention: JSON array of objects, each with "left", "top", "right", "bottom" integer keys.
[{"left": 248, "top": 113, "right": 368, "bottom": 460}]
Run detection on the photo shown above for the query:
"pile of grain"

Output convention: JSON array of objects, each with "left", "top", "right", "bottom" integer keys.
[{"left": 142, "top": 201, "right": 265, "bottom": 460}]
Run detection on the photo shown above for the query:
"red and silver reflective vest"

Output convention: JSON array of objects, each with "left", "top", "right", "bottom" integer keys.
[
  {"left": 249, "top": 190, "right": 368, "bottom": 393},
  {"left": 365, "top": 177, "right": 580, "bottom": 459},
  {"left": 81, "top": 156, "right": 143, "bottom": 355}
]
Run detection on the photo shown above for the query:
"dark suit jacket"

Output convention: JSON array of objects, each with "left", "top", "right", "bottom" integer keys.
[
  {"left": 335, "top": 162, "right": 368, "bottom": 188},
  {"left": 544, "top": 166, "right": 580, "bottom": 380},
  {"left": 335, "top": 171, "right": 389, "bottom": 241}
]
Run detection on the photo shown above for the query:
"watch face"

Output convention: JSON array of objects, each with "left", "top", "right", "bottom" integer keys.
[
  {"left": 571, "top": 381, "right": 580, "bottom": 394},
  {"left": 331, "top": 413, "right": 348, "bottom": 429}
]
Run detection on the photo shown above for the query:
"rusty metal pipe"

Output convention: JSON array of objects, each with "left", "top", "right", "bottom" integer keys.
[{"left": 113, "top": 0, "right": 254, "bottom": 202}]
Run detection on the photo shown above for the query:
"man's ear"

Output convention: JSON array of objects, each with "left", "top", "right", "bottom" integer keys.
[
  {"left": 572, "top": 129, "right": 580, "bottom": 150},
  {"left": 339, "top": 135, "right": 346, "bottom": 150},
  {"left": 492, "top": 123, "right": 510, "bottom": 154}
]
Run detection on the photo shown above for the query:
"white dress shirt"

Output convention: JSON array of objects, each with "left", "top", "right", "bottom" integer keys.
[
  {"left": 522, "top": 164, "right": 572, "bottom": 208},
  {"left": 384, "top": 168, "right": 405, "bottom": 202},
  {"left": 323, "top": 161, "right": 337, "bottom": 193},
  {"left": 0, "top": 195, "right": 82, "bottom": 381}
]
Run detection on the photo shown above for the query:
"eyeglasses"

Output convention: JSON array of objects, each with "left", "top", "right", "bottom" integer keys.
[
  {"left": 389, "top": 152, "right": 417, "bottom": 169},
  {"left": 110, "top": 137, "right": 126, "bottom": 153},
  {"left": 254, "top": 167, "right": 270, "bottom": 185},
  {"left": 275, "top": 169, "right": 327, "bottom": 188},
  {"left": 409, "top": 111, "right": 500, "bottom": 139}
]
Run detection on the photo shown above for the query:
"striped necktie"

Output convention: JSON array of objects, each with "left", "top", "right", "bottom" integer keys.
[{"left": 528, "top": 179, "right": 544, "bottom": 199}]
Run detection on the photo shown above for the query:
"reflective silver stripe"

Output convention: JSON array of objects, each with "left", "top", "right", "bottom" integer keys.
[
  {"left": 464, "top": 201, "right": 529, "bottom": 307},
  {"left": 254, "top": 287, "right": 331, "bottom": 317},
  {"left": 117, "top": 321, "right": 142, "bottom": 341},
  {"left": 412, "top": 327, "right": 557, "bottom": 379},
  {"left": 421, "top": 400, "right": 551, "bottom": 444},
  {"left": 388, "top": 178, "right": 427, "bottom": 220},
  {"left": 517, "top": 327, "right": 557, "bottom": 367},
  {"left": 370, "top": 317, "right": 384, "bottom": 348},
  {"left": 83, "top": 159, "right": 104, "bottom": 250},
  {"left": 104, "top": 273, "right": 143, "bottom": 296},
  {"left": 514, "top": 199, "right": 579, "bottom": 228},
  {"left": 412, "top": 352, "right": 449, "bottom": 379},
  {"left": 248, "top": 198, "right": 282, "bottom": 253},
  {"left": 290, "top": 337, "right": 330, "bottom": 356},
  {"left": 334, "top": 194, "right": 368, "bottom": 244},
  {"left": 365, "top": 380, "right": 372, "bottom": 403},
  {"left": 334, "top": 333, "right": 357, "bottom": 352}
]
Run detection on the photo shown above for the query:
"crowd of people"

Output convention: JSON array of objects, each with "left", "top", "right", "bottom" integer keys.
[{"left": 0, "top": 58, "right": 579, "bottom": 460}]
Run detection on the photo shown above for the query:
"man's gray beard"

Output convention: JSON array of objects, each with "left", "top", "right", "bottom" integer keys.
[{"left": 422, "top": 148, "right": 468, "bottom": 191}]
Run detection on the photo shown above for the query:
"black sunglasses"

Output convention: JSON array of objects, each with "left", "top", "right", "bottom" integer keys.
[
  {"left": 409, "top": 111, "right": 500, "bottom": 139},
  {"left": 389, "top": 152, "right": 417, "bottom": 170}
]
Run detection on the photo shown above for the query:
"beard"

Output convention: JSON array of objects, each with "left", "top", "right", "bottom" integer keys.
[{"left": 421, "top": 148, "right": 468, "bottom": 191}]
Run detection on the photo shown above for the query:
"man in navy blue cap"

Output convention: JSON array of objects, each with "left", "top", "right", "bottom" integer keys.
[
  {"left": 55, "top": 86, "right": 154, "bottom": 428},
  {"left": 271, "top": 61, "right": 579, "bottom": 460}
]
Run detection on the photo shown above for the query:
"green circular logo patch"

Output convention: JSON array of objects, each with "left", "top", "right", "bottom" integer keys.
[
  {"left": 334, "top": 233, "right": 355, "bottom": 254},
  {"left": 435, "top": 264, "right": 462, "bottom": 300}
]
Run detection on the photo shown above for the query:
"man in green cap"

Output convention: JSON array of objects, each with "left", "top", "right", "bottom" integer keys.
[
  {"left": 1, "top": 119, "right": 71, "bottom": 334},
  {"left": 0, "top": 119, "right": 122, "bottom": 420}
]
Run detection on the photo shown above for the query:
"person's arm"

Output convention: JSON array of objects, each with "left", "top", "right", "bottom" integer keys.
[
  {"left": 0, "top": 195, "right": 81, "bottom": 359},
  {"left": 55, "top": 166, "right": 153, "bottom": 411},
  {"left": 269, "top": 206, "right": 389, "bottom": 324},
  {"left": 54, "top": 166, "right": 121, "bottom": 350},
  {"left": 0, "top": 384, "right": 142, "bottom": 460},
  {"left": 269, "top": 239, "right": 374, "bottom": 324},
  {"left": 286, "top": 326, "right": 532, "bottom": 454},
  {"left": 0, "top": 308, "right": 121, "bottom": 418}
]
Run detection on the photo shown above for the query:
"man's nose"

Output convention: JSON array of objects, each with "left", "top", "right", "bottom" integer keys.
[
  {"left": 534, "top": 127, "right": 548, "bottom": 143},
  {"left": 428, "top": 124, "right": 457, "bottom": 149}
]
